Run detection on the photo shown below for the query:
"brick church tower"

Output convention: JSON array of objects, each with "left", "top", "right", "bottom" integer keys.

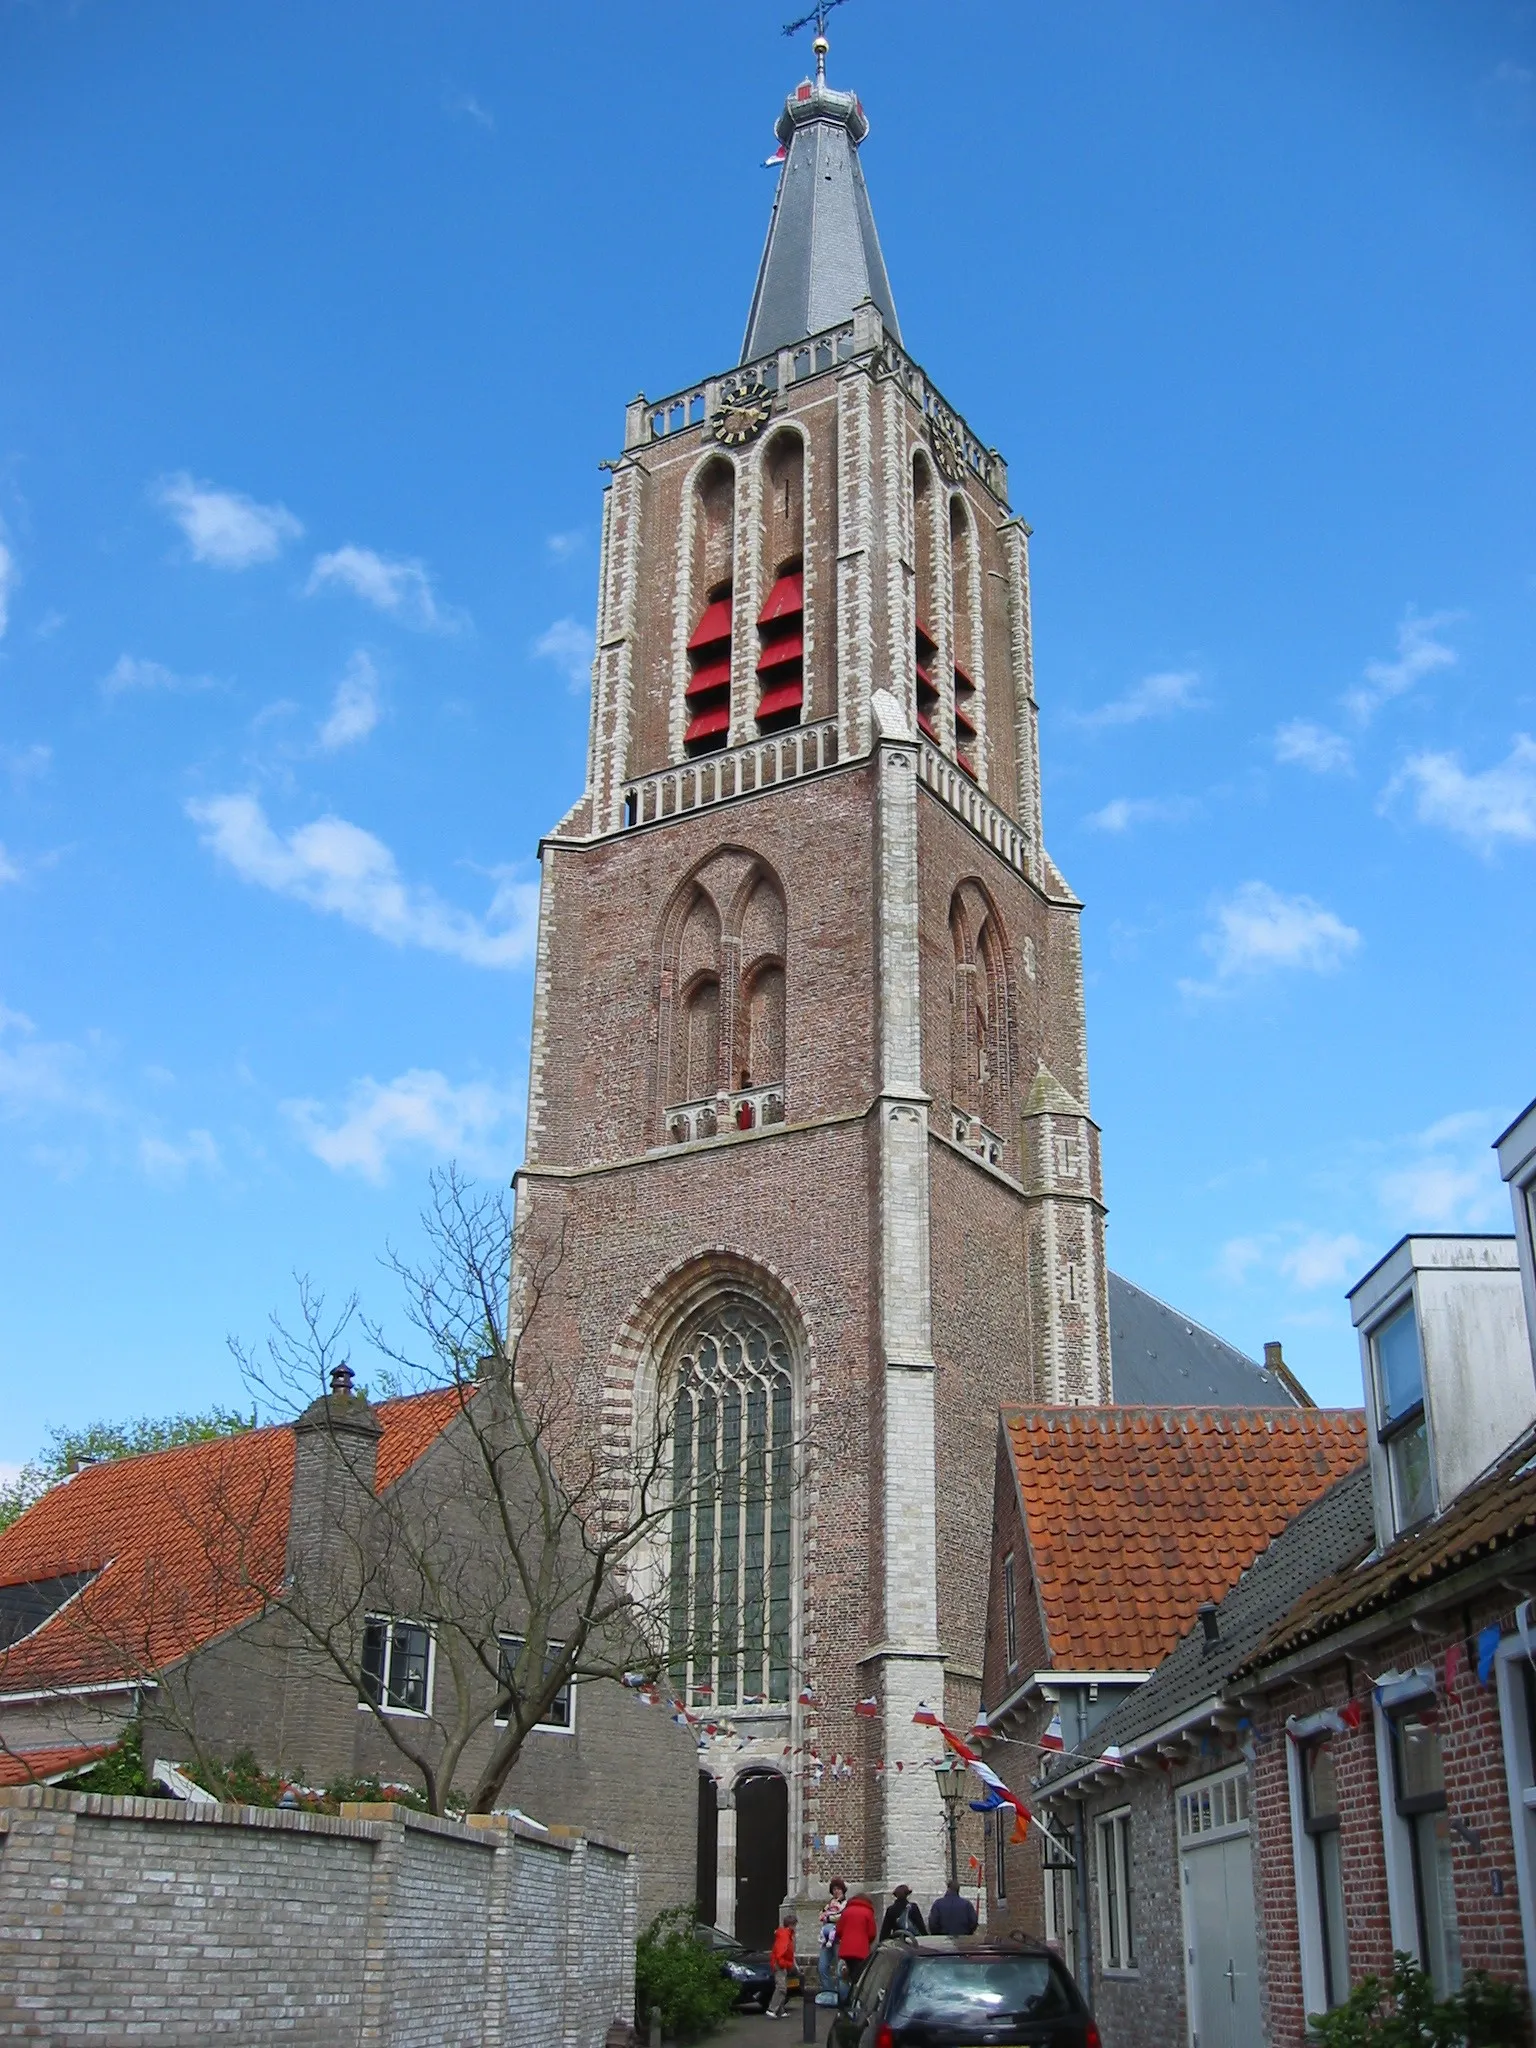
[{"left": 514, "top": 29, "right": 1112, "bottom": 1933}]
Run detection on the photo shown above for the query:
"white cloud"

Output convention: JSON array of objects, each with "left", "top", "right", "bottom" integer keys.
[
  {"left": 1345, "top": 609, "right": 1457, "bottom": 724},
  {"left": 1075, "top": 669, "right": 1205, "bottom": 730},
  {"left": 154, "top": 472, "right": 302, "bottom": 569},
  {"left": 444, "top": 90, "right": 494, "bottom": 129},
  {"left": 1273, "top": 720, "right": 1352, "bottom": 775},
  {"left": 101, "top": 653, "right": 218, "bottom": 698},
  {"left": 0, "top": 1004, "right": 113, "bottom": 1122},
  {"left": 317, "top": 651, "right": 382, "bottom": 751},
  {"left": 1183, "top": 881, "right": 1360, "bottom": 993},
  {"left": 0, "top": 539, "right": 16, "bottom": 639},
  {"left": 186, "top": 792, "right": 539, "bottom": 969},
  {"left": 546, "top": 530, "right": 585, "bottom": 561},
  {"left": 0, "top": 844, "right": 20, "bottom": 885},
  {"left": 1084, "top": 796, "right": 1194, "bottom": 832},
  {"left": 1388, "top": 735, "right": 1536, "bottom": 855},
  {"left": 533, "top": 617, "right": 595, "bottom": 693},
  {"left": 306, "top": 546, "right": 461, "bottom": 632},
  {"left": 1, "top": 742, "right": 51, "bottom": 785},
  {"left": 1376, "top": 1109, "right": 1507, "bottom": 1230},
  {"left": 285, "top": 1068, "right": 518, "bottom": 1184},
  {"left": 139, "top": 1128, "right": 220, "bottom": 1185},
  {"left": 1217, "top": 1235, "right": 1267, "bottom": 1286},
  {"left": 1280, "top": 1232, "right": 1367, "bottom": 1290}
]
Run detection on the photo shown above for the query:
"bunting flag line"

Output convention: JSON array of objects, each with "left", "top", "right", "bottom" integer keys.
[
  {"left": 1040, "top": 1712, "right": 1064, "bottom": 1753},
  {"left": 854, "top": 1695, "right": 880, "bottom": 1719},
  {"left": 913, "top": 1703, "right": 1031, "bottom": 1844}
]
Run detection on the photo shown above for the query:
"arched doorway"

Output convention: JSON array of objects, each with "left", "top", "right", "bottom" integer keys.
[
  {"left": 696, "top": 1771, "right": 719, "bottom": 1926},
  {"left": 734, "top": 1770, "right": 789, "bottom": 1948}
]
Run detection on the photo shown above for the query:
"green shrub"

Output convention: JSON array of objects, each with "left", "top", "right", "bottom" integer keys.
[
  {"left": 635, "top": 1907, "right": 738, "bottom": 2042},
  {"left": 1311, "top": 1953, "right": 1530, "bottom": 2048},
  {"left": 59, "top": 1720, "right": 151, "bottom": 1797}
]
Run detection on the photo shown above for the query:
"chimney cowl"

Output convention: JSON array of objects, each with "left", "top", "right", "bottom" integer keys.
[
  {"left": 330, "top": 1363, "right": 355, "bottom": 1400},
  {"left": 1198, "top": 1601, "right": 1220, "bottom": 1645}
]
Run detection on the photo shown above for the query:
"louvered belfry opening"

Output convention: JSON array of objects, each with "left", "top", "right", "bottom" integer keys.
[
  {"left": 950, "top": 495, "right": 979, "bottom": 779},
  {"left": 914, "top": 617, "right": 941, "bottom": 745},
  {"left": 953, "top": 657, "right": 978, "bottom": 777},
  {"left": 755, "top": 561, "right": 804, "bottom": 733},
  {"left": 685, "top": 585, "right": 734, "bottom": 754}
]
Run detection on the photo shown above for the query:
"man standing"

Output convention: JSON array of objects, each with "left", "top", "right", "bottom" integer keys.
[
  {"left": 927, "top": 1879, "right": 978, "bottom": 1936},
  {"left": 879, "top": 1885, "right": 927, "bottom": 1940}
]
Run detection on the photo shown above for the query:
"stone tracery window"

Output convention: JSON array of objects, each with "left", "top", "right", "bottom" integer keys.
[{"left": 667, "top": 1294, "right": 793, "bottom": 1707}]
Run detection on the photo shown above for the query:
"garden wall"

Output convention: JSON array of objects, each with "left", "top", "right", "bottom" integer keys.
[{"left": 0, "top": 1786, "right": 636, "bottom": 2045}]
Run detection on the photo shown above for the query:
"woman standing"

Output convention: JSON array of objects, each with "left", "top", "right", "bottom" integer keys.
[{"left": 817, "top": 1878, "right": 847, "bottom": 2001}]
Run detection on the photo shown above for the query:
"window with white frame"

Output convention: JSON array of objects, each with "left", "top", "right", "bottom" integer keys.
[
  {"left": 1177, "top": 1769, "right": 1249, "bottom": 1842},
  {"left": 496, "top": 1634, "right": 575, "bottom": 1732},
  {"left": 1301, "top": 1740, "right": 1350, "bottom": 2010},
  {"left": 1042, "top": 1833, "right": 1077, "bottom": 1979},
  {"left": 1096, "top": 1808, "right": 1136, "bottom": 1971},
  {"left": 1370, "top": 1299, "right": 1434, "bottom": 1532},
  {"left": 1388, "top": 1704, "right": 1462, "bottom": 1995},
  {"left": 1003, "top": 1551, "right": 1017, "bottom": 1670},
  {"left": 360, "top": 1615, "right": 433, "bottom": 1716},
  {"left": 1495, "top": 1634, "right": 1536, "bottom": 2006}
]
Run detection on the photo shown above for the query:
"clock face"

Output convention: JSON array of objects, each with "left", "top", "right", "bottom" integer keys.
[
  {"left": 928, "top": 412, "right": 967, "bottom": 483},
  {"left": 713, "top": 377, "right": 772, "bottom": 447}
]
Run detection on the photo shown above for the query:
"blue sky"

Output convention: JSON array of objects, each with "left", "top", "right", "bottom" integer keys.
[{"left": 1, "top": 0, "right": 1533, "bottom": 1464}]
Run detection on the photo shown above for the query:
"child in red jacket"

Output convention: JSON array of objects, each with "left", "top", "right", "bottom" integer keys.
[{"left": 766, "top": 1914, "right": 798, "bottom": 2019}]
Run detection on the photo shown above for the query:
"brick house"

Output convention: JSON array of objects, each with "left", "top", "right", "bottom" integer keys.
[
  {"left": 1231, "top": 1100, "right": 1536, "bottom": 2046},
  {"left": 0, "top": 1374, "right": 701, "bottom": 1926},
  {"left": 1030, "top": 1465, "right": 1374, "bottom": 2048},
  {"left": 976, "top": 1401, "right": 1367, "bottom": 1962}
]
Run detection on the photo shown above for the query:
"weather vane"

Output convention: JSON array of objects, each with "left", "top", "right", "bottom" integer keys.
[{"left": 782, "top": 0, "right": 851, "bottom": 71}]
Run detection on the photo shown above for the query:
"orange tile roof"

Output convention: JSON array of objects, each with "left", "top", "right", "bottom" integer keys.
[
  {"left": 0, "top": 1742, "right": 111, "bottom": 1787},
  {"left": 0, "top": 1389, "right": 464, "bottom": 1698},
  {"left": 1004, "top": 1405, "right": 1367, "bottom": 1671}
]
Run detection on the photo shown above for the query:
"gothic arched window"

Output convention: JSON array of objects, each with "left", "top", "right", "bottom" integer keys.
[{"left": 667, "top": 1295, "right": 793, "bottom": 1707}]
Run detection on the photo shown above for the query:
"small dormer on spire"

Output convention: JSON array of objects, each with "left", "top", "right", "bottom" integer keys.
[{"left": 741, "top": 28, "right": 901, "bottom": 363}]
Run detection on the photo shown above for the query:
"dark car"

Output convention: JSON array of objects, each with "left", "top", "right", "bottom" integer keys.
[
  {"left": 828, "top": 1936, "right": 1101, "bottom": 2047},
  {"left": 693, "top": 1921, "right": 803, "bottom": 2010}
]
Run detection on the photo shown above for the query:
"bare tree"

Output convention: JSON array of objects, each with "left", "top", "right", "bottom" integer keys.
[{"left": 227, "top": 1165, "right": 789, "bottom": 1816}]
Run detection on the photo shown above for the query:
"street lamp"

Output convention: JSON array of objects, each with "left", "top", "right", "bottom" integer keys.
[{"left": 934, "top": 1756, "right": 967, "bottom": 1890}]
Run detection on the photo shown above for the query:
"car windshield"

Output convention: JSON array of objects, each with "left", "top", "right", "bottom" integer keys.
[{"left": 893, "top": 1956, "right": 1069, "bottom": 2024}]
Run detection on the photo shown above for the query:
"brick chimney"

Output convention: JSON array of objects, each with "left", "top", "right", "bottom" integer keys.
[{"left": 284, "top": 1364, "right": 384, "bottom": 1608}]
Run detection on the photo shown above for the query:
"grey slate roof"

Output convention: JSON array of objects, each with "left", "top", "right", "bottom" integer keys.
[
  {"left": 1109, "top": 1271, "right": 1299, "bottom": 1408},
  {"left": 741, "top": 70, "right": 900, "bottom": 362},
  {"left": 1043, "top": 1464, "right": 1374, "bottom": 1776}
]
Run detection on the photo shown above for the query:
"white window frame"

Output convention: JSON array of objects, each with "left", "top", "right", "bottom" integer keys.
[
  {"left": 1042, "top": 1843, "right": 1076, "bottom": 1978},
  {"left": 1495, "top": 1633, "right": 1536, "bottom": 2005},
  {"left": 1176, "top": 1761, "right": 1250, "bottom": 1846},
  {"left": 1285, "top": 1714, "right": 1343, "bottom": 2019},
  {"left": 359, "top": 1614, "right": 435, "bottom": 1719},
  {"left": 1003, "top": 1551, "right": 1018, "bottom": 1671},
  {"left": 1371, "top": 1674, "right": 1437, "bottom": 1966},
  {"left": 495, "top": 1633, "right": 576, "bottom": 1736},
  {"left": 1366, "top": 1290, "right": 1435, "bottom": 1538},
  {"left": 1096, "top": 1805, "right": 1137, "bottom": 1975}
]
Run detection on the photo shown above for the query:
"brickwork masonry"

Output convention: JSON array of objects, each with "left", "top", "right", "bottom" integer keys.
[{"left": 0, "top": 1787, "right": 636, "bottom": 2047}]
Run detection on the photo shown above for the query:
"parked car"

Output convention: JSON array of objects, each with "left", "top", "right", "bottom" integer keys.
[
  {"left": 828, "top": 1936, "right": 1101, "bottom": 2047},
  {"left": 692, "top": 1921, "right": 804, "bottom": 2010}
]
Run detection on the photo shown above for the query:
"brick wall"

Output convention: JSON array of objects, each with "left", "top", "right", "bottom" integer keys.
[
  {"left": 0, "top": 1788, "right": 636, "bottom": 2047},
  {"left": 1250, "top": 1591, "right": 1531, "bottom": 2046}
]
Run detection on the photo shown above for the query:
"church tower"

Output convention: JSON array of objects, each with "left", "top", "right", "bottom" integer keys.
[{"left": 515, "top": 31, "right": 1111, "bottom": 1929}]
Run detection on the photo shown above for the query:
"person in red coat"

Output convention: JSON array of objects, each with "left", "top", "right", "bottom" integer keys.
[
  {"left": 834, "top": 1893, "right": 878, "bottom": 2003},
  {"left": 766, "top": 1914, "right": 798, "bottom": 2019}
]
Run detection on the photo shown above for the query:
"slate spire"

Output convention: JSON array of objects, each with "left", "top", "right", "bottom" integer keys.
[{"left": 741, "top": 31, "right": 901, "bottom": 363}]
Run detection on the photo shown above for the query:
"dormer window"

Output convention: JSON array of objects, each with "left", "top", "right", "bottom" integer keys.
[
  {"left": 1372, "top": 1301, "right": 1433, "bottom": 1531},
  {"left": 685, "top": 585, "right": 733, "bottom": 754},
  {"left": 756, "top": 562, "right": 804, "bottom": 732},
  {"left": 915, "top": 619, "right": 940, "bottom": 744}
]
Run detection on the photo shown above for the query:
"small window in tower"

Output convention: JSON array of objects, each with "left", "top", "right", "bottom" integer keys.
[
  {"left": 756, "top": 559, "right": 804, "bottom": 734},
  {"left": 685, "top": 582, "right": 734, "bottom": 755}
]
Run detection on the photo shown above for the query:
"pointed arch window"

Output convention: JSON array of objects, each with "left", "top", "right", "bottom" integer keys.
[{"left": 668, "top": 1296, "right": 793, "bottom": 1708}]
